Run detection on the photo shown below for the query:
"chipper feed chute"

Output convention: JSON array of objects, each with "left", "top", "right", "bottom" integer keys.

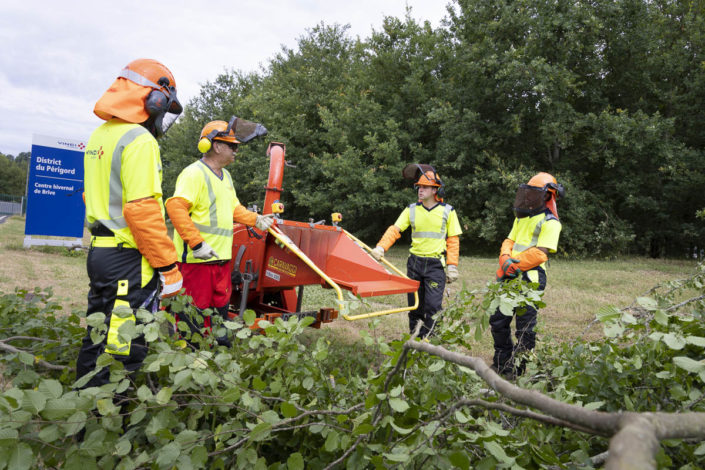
[{"left": 229, "top": 142, "right": 419, "bottom": 328}]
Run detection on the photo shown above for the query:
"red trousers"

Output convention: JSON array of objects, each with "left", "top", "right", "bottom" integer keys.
[{"left": 177, "top": 261, "right": 232, "bottom": 309}]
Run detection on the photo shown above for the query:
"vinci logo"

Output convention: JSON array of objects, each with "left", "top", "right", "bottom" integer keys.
[{"left": 57, "top": 141, "right": 86, "bottom": 150}]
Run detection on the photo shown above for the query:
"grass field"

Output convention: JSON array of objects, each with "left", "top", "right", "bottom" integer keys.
[{"left": 0, "top": 215, "right": 699, "bottom": 361}]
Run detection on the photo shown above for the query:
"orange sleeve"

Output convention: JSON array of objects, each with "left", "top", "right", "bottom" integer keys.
[
  {"left": 377, "top": 225, "right": 401, "bottom": 251},
  {"left": 123, "top": 198, "right": 178, "bottom": 269},
  {"left": 446, "top": 235, "right": 460, "bottom": 266},
  {"left": 165, "top": 197, "right": 204, "bottom": 248},
  {"left": 516, "top": 247, "right": 548, "bottom": 271},
  {"left": 233, "top": 204, "right": 258, "bottom": 226},
  {"left": 500, "top": 238, "right": 514, "bottom": 257}
]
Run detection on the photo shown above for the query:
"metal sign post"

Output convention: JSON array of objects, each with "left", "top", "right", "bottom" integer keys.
[{"left": 23, "top": 134, "right": 86, "bottom": 249}]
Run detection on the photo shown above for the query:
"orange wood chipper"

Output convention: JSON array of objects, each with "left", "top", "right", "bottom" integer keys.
[{"left": 228, "top": 142, "right": 419, "bottom": 328}]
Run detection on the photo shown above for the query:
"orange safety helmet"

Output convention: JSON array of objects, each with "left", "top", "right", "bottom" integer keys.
[
  {"left": 197, "top": 117, "right": 240, "bottom": 153},
  {"left": 94, "top": 58, "right": 182, "bottom": 125},
  {"left": 416, "top": 170, "right": 442, "bottom": 188},
  {"left": 526, "top": 172, "right": 565, "bottom": 219}
]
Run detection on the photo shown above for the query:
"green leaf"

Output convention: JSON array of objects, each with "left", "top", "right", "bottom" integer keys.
[
  {"left": 155, "top": 442, "right": 181, "bottom": 468},
  {"left": 281, "top": 402, "right": 298, "bottom": 418},
  {"left": 483, "top": 440, "right": 514, "bottom": 464},
  {"left": 137, "top": 385, "right": 153, "bottom": 402},
  {"left": 324, "top": 431, "right": 340, "bottom": 452},
  {"left": 17, "top": 351, "right": 34, "bottom": 366},
  {"left": 654, "top": 309, "right": 669, "bottom": 326},
  {"left": 62, "top": 411, "right": 87, "bottom": 436},
  {"left": 583, "top": 401, "right": 605, "bottom": 411},
  {"left": 596, "top": 305, "right": 621, "bottom": 322},
  {"left": 249, "top": 422, "right": 272, "bottom": 442},
  {"left": 260, "top": 410, "right": 281, "bottom": 425},
  {"left": 302, "top": 376, "right": 314, "bottom": 390},
  {"left": 674, "top": 356, "right": 705, "bottom": 374},
  {"left": 287, "top": 452, "right": 304, "bottom": 470},
  {"left": 156, "top": 387, "right": 173, "bottom": 405},
  {"left": 38, "top": 379, "right": 63, "bottom": 399},
  {"left": 383, "top": 452, "right": 409, "bottom": 463},
  {"left": 24, "top": 390, "right": 47, "bottom": 413},
  {"left": 449, "top": 451, "right": 470, "bottom": 470},
  {"left": 686, "top": 336, "right": 705, "bottom": 347},
  {"left": 243, "top": 310, "right": 256, "bottom": 326},
  {"left": 662, "top": 333, "right": 686, "bottom": 350},
  {"left": 38, "top": 425, "right": 61, "bottom": 443},
  {"left": 86, "top": 312, "right": 106, "bottom": 328},
  {"left": 636, "top": 296, "right": 658, "bottom": 311},
  {"left": 114, "top": 439, "right": 132, "bottom": 457},
  {"left": 41, "top": 398, "right": 75, "bottom": 420},
  {"left": 352, "top": 423, "right": 374, "bottom": 435},
  {"left": 7, "top": 443, "right": 33, "bottom": 470},
  {"left": 388, "top": 398, "right": 410, "bottom": 412},
  {"left": 0, "top": 429, "right": 19, "bottom": 445},
  {"left": 694, "top": 442, "right": 705, "bottom": 456},
  {"left": 428, "top": 360, "right": 445, "bottom": 372},
  {"left": 252, "top": 376, "right": 267, "bottom": 391}
]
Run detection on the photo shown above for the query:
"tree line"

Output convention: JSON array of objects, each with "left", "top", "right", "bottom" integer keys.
[{"left": 5, "top": 0, "right": 704, "bottom": 257}]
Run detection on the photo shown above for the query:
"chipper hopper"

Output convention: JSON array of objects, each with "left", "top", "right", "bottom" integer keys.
[{"left": 229, "top": 143, "right": 419, "bottom": 328}]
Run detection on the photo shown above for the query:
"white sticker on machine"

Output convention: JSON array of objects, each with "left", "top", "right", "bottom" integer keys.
[{"left": 265, "top": 270, "right": 281, "bottom": 281}]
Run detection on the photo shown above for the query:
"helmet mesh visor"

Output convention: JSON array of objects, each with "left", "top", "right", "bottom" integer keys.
[{"left": 513, "top": 185, "right": 547, "bottom": 218}]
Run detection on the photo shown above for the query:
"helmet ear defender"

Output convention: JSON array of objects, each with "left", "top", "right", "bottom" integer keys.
[{"left": 198, "top": 116, "right": 237, "bottom": 154}]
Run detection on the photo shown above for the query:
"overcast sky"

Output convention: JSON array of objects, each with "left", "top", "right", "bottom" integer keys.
[{"left": 0, "top": 0, "right": 451, "bottom": 157}]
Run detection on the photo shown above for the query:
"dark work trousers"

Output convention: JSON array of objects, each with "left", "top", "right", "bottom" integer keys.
[
  {"left": 406, "top": 254, "right": 446, "bottom": 338},
  {"left": 76, "top": 245, "right": 159, "bottom": 388},
  {"left": 490, "top": 267, "right": 547, "bottom": 376}
]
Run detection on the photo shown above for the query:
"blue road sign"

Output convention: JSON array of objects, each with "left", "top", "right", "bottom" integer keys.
[{"left": 25, "top": 134, "right": 86, "bottom": 238}]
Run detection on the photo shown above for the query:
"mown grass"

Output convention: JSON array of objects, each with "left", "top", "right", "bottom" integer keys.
[{"left": 0, "top": 215, "right": 699, "bottom": 363}]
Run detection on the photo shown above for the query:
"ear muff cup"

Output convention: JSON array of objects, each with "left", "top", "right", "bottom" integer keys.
[
  {"left": 145, "top": 90, "right": 169, "bottom": 117},
  {"left": 197, "top": 129, "right": 221, "bottom": 153}
]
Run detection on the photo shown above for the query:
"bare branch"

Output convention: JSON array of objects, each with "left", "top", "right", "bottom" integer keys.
[{"left": 0, "top": 340, "right": 71, "bottom": 371}]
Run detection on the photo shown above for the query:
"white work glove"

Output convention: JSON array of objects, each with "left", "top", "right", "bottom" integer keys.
[
  {"left": 192, "top": 241, "right": 219, "bottom": 260},
  {"left": 446, "top": 264, "right": 459, "bottom": 284},
  {"left": 159, "top": 266, "right": 183, "bottom": 299},
  {"left": 371, "top": 246, "right": 385, "bottom": 261},
  {"left": 256, "top": 214, "right": 275, "bottom": 231}
]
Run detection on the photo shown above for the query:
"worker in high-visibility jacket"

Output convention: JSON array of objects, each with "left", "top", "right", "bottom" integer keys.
[
  {"left": 165, "top": 119, "right": 274, "bottom": 347},
  {"left": 76, "top": 59, "right": 184, "bottom": 388},
  {"left": 492, "top": 172, "right": 565, "bottom": 377},
  {"left": 371, "top": 164, "right": 462, "bottom": 338}
]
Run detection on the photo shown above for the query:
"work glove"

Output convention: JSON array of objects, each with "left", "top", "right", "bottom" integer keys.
[
  {"left": 499, "top": 253, "right": 512, "bottom": 268},
  {"left": 159, "top": 265, "right": 183, "bottom": 299},
  {"left": 255, "top": 214, "right": 275, "bottom": 231},
  {"left": 192, "top": 241, "right": 219, "bottom": 260},
  {"left": 496, "top": 258, "right": 521, "bottom": 282},
  {"left": 371, "top": 245, "right": 385, "bottom": 261},
  {"left": 446, "top": 264, "right": 459, "bottom": 284}
]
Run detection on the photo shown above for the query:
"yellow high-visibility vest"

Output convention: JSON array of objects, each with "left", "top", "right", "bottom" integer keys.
[
  {"left": 169, "top": 160, "right": 242, "bottom": 263},
  {"left": 508, "top": 212, "right": 562, "bottom": 280},
  {"left": 394, "top": 202, "right": 462, "bottom": 259},
  {"left": 84, "top": 119, "right": 165, "bottom": 249}
]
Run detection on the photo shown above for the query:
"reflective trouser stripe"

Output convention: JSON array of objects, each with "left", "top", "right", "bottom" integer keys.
[{"left": 106, "top": 298, "right": 135, "bottom": 356}]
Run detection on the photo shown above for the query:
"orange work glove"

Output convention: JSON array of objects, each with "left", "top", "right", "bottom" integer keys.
[
  {"left": 123, "top": 197, "right": 178, "bottom": 269},
  {"left": 516, "top": 247, "right": 548, "bottom": 271},
  {"left": 158, "top": 265, "right": 183, "bottom": 298},
  {"left": 233, "top": 204, "right": 258, "bottom": 226},
  {"left": 376, "top": 225, "right": 401, "bottom": 251},
  {"left": 446, "top": 236, "right": 460, "bottom": 266},
  {"left": 165, "top": 197, "right": 204, "bottom": 248},
  {"left": 499, "top": 238, "right": 515, "bottom": 267}
]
